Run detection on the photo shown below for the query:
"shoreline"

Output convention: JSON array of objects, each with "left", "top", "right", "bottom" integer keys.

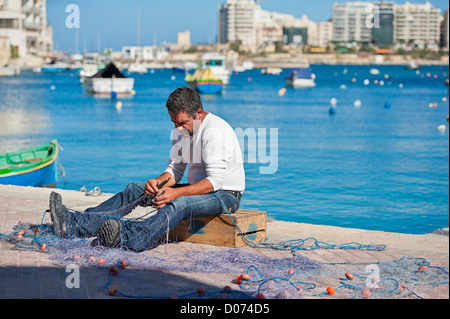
[{"left": 8, "top": 53, "right": 449, "bottom": 70}]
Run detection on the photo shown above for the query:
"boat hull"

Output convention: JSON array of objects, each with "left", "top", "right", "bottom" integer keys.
[
  {"left": 286, "top": 78, "right": 316, "bottom": 88},
  {"left": 84, "top": 78, "right": 135, "bottom": 94},
  {"left": 195, "top": 81, "right": 223, "bottom": 94},
  {"left": 0, "top": 143, "right": 59, "bottom": 187},
  {"left": 0, "top": 159, "right": 58, "bottom": 187}
]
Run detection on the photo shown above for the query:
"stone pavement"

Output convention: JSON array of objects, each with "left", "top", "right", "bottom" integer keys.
[{"left": 0, "top": 185, "right": 448, "bottom": 300}]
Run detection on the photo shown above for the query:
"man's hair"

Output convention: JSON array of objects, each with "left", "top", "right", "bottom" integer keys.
[{"left": 166, "top": 87, "right": 203, "bottom": 118}]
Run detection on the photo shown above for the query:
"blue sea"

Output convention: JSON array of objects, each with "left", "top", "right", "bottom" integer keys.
[{"left": 1, "top": 64, "right": 448, "bottom": 235}]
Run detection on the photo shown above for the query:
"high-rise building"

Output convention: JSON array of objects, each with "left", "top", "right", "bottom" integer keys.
[
  {"left": 394, "top": 1, "right": 441, "bottom": 50},
  {"left": 218, "top": 0, "right": 260, "bottom": 47},
  {"left": 440, "top": 8, "right": 448, "bottom": 50},
  {"left": 371, "top": 2, "right": 395, "bottom": 46},
  {"left": 0, "top": 0, "right": 52, "bottom": 57},
  {"left": 332, "top": 1, "right": 373, "bottom": 45}
]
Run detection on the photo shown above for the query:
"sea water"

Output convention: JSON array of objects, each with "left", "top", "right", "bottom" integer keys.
[{"left": 0, "top": 64, "right": 448, "bottom": 235}]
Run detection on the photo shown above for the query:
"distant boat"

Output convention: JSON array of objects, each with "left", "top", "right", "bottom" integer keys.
[
  {"left": 186, "top": 68, "right": 223, "bottom": 94},
  {"left": 79, "top": 63, "right": 99, "bottom": 83},
  {"left": 0, "top": 65, "right": 20, "bottom": 76},
  {"left": 173, "top": 62, "right": 198, "bottom": 73},
  {"left": 83, "top": 62, "right": 135, "bottom": 95},
  {"left": 128, "top": 62, "right": 148, "bottom": 74},
  {"left": 370, "top": 68, "right": 380, "bottom": 75},
  {"left": 233, "top": 60, "right": 254, "bottom": 72},
  {"left": 261, "top": 67, "right": 282, "bottom": 75},
  {"left": 285, "top": 68, "right": 316, "bottom": 88},
  {"left": 41, "top": 61, "right": 70, "bottom": 73},
  {"left": 405, "top": 61, "right": 420, "bottom": 70},
  {"left": 0, "top": 140, "right": 60, "bottom": 187},
  {"left": 200, "top": 53, "right": 232, "bottom": 85}
]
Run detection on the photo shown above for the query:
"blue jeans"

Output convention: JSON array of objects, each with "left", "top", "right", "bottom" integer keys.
[{"left": 65, "top": 182, "right": 242, "bottom": 252}]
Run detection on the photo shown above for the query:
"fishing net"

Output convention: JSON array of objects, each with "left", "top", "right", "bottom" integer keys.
[{"left": 0, "top": 196, "right": 448, "bottom": 299}]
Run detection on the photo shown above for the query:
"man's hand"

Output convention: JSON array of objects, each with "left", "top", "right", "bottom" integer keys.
[
  {"left": 145, "top": 179, "right": 160, "bottom": 196},
  {"left": 151, "top": 187, "right": 181, "bottom": 209}
]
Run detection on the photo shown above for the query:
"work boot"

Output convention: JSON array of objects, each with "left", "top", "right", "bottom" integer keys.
[
  {"left": 95, "top": 219, "right": 122, "bottom": 249},
  {"left": 49, "top": 192, "right": 68, "bottom": 238}
]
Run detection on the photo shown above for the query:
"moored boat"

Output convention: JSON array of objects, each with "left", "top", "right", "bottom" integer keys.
[
  {"left": 200, "top": 53, "right": 232, "bottom": 85},
  {"left": 0, "top": 65, "right": 20, "bottom": 76},
  {"left": 285, "top": 67, "right": 316, "bottom": 88},
  {"left": 186, "top": 68, "right": 223, "bottom": 94},
  {"left": 0, "top": 140, "right": 60, "bottom": 187},
  {"left": 83, "top": 62, "right": 134, "bottom": 95}
]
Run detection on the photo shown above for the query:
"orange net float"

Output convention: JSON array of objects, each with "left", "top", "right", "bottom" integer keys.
[
  {"left": 326, "top": 287, "right": 336, "bottom": 295},
  {"left": 119, "top": 259, "right": 127, "bottom": 270}
]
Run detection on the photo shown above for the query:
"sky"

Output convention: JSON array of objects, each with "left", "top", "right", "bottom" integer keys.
[{"left": 47, "top": 0, "right": 450, "bottom": 52}]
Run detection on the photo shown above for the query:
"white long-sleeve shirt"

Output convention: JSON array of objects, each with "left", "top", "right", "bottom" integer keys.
[{"left": 164, "top": 113, "right": 245, "bottom": 193}]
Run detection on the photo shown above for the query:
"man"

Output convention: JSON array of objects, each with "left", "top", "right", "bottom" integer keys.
[{"left": 49, "top": 87, "right": 245, "bottom": 252}]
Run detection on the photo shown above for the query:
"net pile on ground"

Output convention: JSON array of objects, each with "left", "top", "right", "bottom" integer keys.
[{"left": 0, "top": 200, "right": 448, "bottom": 299}]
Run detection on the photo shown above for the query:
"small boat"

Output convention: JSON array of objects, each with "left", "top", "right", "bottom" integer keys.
[
  {"left": 285, "top": 68, "right": 316, "bottom": 88},
  {"left": 41, "top": 61, "right": 70, "bottom": 73},
  {"left": 261, "top": 67, "right": 282, "bottom": 75},
  {"left": 83, "top": 62, "right": 135, "bottom": 95},
  {"left": 200, "top": 53, "right": 232, "bottom": 85},
  {"left": 405, "top": 61, "right": 420, "bottom": 70},
  {"left": 0, "top": 65, "right": 20, "bottom": 76},
  {"left": 0, "top": 140, "right": 60, "bottom": 187},
  {"left": 79, "top": 63, "right": 99, "bottom": 83},
  {"left": 127, "top": 62, "right": 148, "bottom": 74},
  {"left": 186, "top": 68, "right": 223, "bottom": 94},
  {"left": 370, "top": 68, "right": 380, "bottom": 75}
]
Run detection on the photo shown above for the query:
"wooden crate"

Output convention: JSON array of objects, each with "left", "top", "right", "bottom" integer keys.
[{"left": 169, "top": 209, "right": 267, "bottom": 247}]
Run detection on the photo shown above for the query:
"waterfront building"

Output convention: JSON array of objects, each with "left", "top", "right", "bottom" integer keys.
[
  {"left": 315, "top": 21, "right": 334, "bottom": 48},
  {"left": 0, "top": 0, "right": 52, "bottom": 58},
  {"left": 394, "top": 1, "right": 441, "bottom": 50},
  {"left": 371, "top": 1, "right": 395, "bottom": 47},
  {"left": 440, "top": 8, "right": 448, "bottom": 50},
  {"left": 218, "top": 0, "right": 260, "bottom": 49},
  {"left": 332, "top": 1, "right": 373, "bottom": 46}
]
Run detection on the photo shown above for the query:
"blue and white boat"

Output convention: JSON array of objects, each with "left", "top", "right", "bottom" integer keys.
[
  {"left": 41, "top": 61, "right": 70, "bottom": 73},
  {"left": 285, "top": 68, "right": 316, "bottom": 88}
]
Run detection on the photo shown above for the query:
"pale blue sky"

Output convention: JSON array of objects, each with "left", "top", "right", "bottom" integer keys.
[{"left": 47, "top": 0, "right": 450, "bottom": 52}]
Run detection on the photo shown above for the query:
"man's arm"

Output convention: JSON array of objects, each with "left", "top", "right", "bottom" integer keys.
[{"left": 151, "top": 178, "right": 214, "bottom": 209}]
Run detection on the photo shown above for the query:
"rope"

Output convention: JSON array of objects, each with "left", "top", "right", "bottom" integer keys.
[{"left": 212, "top": 193, "right": 386, "bottom": 254}]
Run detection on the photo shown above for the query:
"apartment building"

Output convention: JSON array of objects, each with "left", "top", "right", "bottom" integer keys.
[
  {"left": 394, "top": 1, "right": 441, "bottom": 50},
  {"left": 441, "top": 9, "right": 449, "bottom": 50},
  {"left": 0, "top": 0, "right": 52, "bottom": 58},
  {"left": 332, "top": 1, "right": 373, "bottom": 45},
  {"left": 218, "top": 0, "right": 260, "bottom": 47}
]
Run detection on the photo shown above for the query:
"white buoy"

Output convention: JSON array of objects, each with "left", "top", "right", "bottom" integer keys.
[
  {"left": 354, "top": 100, "right": 362, "bottom": 108},
  {"left": 115, "top": 101, "right": 123, "bottom": 111},
  {"left": 50, "top": 85, "right": 56, "bottom": 90},
  {"left": 364, "top": 79, "right": 370, "bottom": 85},
  {"left": 340, "top": 84, "right": 347, "bottom": 89},
  {"left": 330, "top": 98, "right": 337, "bottom": 106},
  {"left": 437, "top": 125, "right": 446, "bottom": 132},
  {"left": 399, "top": 83, "right": 404, "bottom": 88},
  {"left": 171, "top": 75, "right": 176, "bottom": 80}
]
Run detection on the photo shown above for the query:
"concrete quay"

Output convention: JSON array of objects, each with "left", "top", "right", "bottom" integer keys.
[{"left": 0, "top": 185, "right": 448, "bottom": 300}]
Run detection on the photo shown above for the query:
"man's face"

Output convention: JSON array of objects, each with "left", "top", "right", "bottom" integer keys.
[{"left": 170, "top": 110, "right": 202, "bottom": 137}]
